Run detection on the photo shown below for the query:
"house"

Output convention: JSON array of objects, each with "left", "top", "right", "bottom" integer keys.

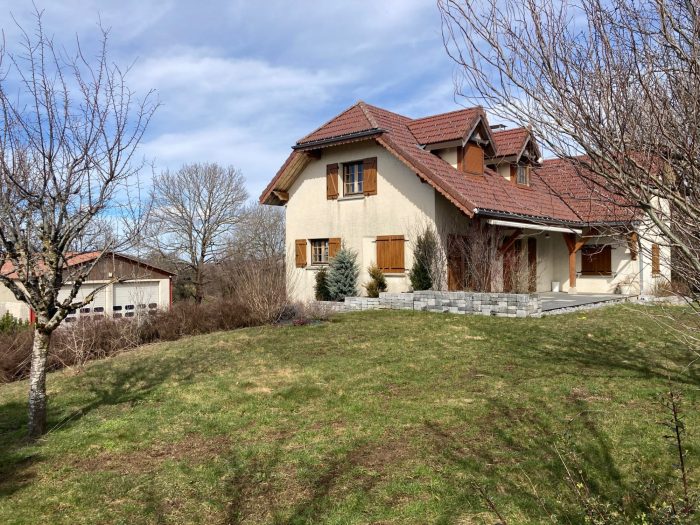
[
  {"left": 0, "top": 251, "right": 174, "bottom": 322},
  {"left": 260, "top": 101, "right": 670, "bottom": 302}
]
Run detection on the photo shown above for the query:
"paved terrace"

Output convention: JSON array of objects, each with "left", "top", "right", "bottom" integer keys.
[{"left": 539, "top": 292, "right": 634, "bottom": 313}]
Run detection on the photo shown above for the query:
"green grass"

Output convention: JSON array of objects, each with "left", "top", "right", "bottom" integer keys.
[{"left": 0, "top": 306, "right": 698, "bottom": 524}]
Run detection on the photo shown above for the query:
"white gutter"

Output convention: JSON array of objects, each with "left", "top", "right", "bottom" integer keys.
[{"left": 486, "top": 218, "right": 583, "bottom": 235}]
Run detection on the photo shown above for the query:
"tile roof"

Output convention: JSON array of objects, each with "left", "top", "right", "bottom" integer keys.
[
  {"left": 262, "top": 101, "right": 635, "bottom": 225},
  {"left": 492, "top": 127, "right": 531, "bottom": 158},
  {"left": 296, "top": 103, "right": 379, "bottom": 145},
  {"left": 1, "top": 251, "right": 175, "bottom": 280},
  {"left": 406, "top": 107, "right": 482, "bottom": 145}
]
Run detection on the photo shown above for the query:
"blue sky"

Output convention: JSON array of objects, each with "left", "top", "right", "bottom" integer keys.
[{"left": 2, "top": 1, "right": 469, "bottom": 199}]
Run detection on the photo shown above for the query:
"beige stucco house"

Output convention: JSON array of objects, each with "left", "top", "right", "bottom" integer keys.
[{"left": 261, "top": 102, "right": 670, "bottom": 302}]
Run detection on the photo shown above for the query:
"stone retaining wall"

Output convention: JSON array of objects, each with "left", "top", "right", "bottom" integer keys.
[{"left": 336, "top": 291, "right": 541, "bottom": 317}]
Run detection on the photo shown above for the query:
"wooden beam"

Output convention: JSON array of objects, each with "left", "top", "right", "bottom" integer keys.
[
  {"left": 272, "top": 190, "right": 289, "bottom": 202},
  {"left": 498, "top": 229, "right": 523, "bottom": 255},
  {"left": 564, "top": 231, "right": 592, "bottom": 290}
]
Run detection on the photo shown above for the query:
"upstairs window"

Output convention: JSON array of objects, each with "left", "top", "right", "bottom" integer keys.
[
  {"left": 516, "top": 165, "right": 530, "bottom": 185},
  {"left": 311, "top": 239, "right": 329, "bottom": 265},
  {"left": 343, "top": 162, "right": 364, "bottom": 195}
]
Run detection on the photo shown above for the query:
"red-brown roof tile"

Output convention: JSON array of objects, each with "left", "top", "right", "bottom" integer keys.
[
  {"left": 297, "top": 102, "right": 379, "bottom": 145},
  {"left": 492, "top": 127, "right": 531, "bottom": 158},
  {"left": 407, "top": 107, "right": 482, "bottom": 145}
]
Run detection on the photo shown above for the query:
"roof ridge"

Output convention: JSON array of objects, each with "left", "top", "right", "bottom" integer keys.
[
  {"left": 411, "top": 105, "right": 484, "bottom": 123},
  {"left": 357, "top": 100, "right": 380, "bottom": 129}
]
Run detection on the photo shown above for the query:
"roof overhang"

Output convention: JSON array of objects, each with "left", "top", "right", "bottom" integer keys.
[
  {"left": 486, "top": 218, "right": 583, "bottom": 235},
  {"left": 292, "top": 129, "right": 384, "bottom": 151}
]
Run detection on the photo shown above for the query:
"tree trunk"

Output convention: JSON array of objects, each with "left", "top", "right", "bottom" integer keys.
[
  {"left": 28, "top": 328, "right": 51, "bottom": 439},
  {"left": 194, "top": 267, "right": 204, "bottom": 304}
]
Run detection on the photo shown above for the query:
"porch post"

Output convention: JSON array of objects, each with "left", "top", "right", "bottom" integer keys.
[{"left": 564, "top": 232, "right": 590, "bottom": 295}]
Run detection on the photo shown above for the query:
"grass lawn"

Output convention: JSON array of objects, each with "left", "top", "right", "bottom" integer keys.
[{"left": 0, "top": 306, "right": 698, "bottom": 524}]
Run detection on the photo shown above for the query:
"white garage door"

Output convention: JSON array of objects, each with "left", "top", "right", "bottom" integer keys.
[
  {"left": 113, "top": 281, "right": 160, "bottom": 317},
  {"left": 59, "top": 284, "right": 107, "bottom": 320}
]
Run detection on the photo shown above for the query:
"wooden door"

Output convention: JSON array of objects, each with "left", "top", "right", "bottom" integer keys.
[{"left": 528, "top": 237, "right": 537, "bottom": 292}]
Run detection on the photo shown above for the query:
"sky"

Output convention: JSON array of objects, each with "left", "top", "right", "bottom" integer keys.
[{"left": 0, "top": 1, "right": 472, "bottom": 200}]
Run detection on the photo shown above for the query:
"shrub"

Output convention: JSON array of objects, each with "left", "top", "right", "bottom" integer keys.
[
  {"left": 314, "top": 267, "right": 332, "bottom": 301},
  {"left": 327, "top": 247, "right": 359, "bottom": 301},
  {"left": 364, "top": 264, "right": 387, "bottom": 298},
  {"left": 410, "top": 230, "right": 437, "bottom": 291},
  {"left": 0, "top": 312, "right": 26, "bottom": 333},
  {"left": 0, "top": 297, "right": 259, "bottom": 384}
]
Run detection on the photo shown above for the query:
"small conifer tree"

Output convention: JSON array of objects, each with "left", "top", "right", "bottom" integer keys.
[
  {"left": 314, "top": 267, "right": 332, "bottom": 301},
  {"left": 410, "top": 229, "right": 437, "bottom": 290},
  {"left": 327, "top": 247, "right": 359, "bottom": 300},
  {"left": 364, "top": 264, "right": 388, "bottom": 298}
]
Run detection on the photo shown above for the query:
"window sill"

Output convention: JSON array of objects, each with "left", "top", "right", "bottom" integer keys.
[
  {"left": 383, "top": 272, "right": 406, "bottom": 276},
  {"left": 306, "top": 264, "right": 328, "bottom": 270},
  {"left": 338, "top": 194, "right": 365, "bottom": 201},
  {"left": 578, "top": 273, "right": 613, "bottom": 277}
]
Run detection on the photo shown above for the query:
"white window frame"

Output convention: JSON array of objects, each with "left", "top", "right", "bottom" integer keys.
[
  {"left": 516, "top": 165, "right": 529, "bottom": 185},
  {"left": 343, "top": 162, "right": 364, "bottom": 195},
  {"left": 311, "top": 239, "right": 329, "bottom": 265}
]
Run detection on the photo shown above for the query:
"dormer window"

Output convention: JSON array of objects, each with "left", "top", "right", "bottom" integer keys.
[
  {"left": 516, "top": 165, "right": 530, "bottom": 185},
  {"left": 343, "top": 162, "right": 364, "bottom": 195}
]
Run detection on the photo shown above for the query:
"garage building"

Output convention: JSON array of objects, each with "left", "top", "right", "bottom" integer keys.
[{"left": 0, "top": 251, "right": 174, "bottom": 322}]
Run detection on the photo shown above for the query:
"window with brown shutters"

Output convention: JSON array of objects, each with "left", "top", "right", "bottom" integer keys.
[
  {"left": 295, "top": 239, "right": 307, "bottom": 268},
  {"left": 363, "top": 157, "right": 377, "bottom": 196},
  {"left": 581, "top": 244, "right": 612, "bottom": 275},
  {"left": 329, "top": 238, "right": 341, "bottom": 259},
  {"left": 376, "top": 235, "right": 405, "bottom": 273},
  {"left": 326, "top": 163, "right": 339, "bottom": 199},
  {"left": 651, "top": 243, "right": 661, "bottom": 274}
]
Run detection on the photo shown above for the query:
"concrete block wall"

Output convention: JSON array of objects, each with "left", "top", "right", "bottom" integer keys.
[{"left": 329, "top": 291, "right": 542, "bottom": 317}]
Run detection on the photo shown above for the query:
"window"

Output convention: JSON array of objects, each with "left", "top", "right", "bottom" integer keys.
[
  {"left": 516, "top": 165, "right": 529, "bottom": 185},
  {"left": 376, "top": 235, "right": 405, "bottom": 273},
  {"left": 311, "top": 239, "right": 329, "bottom": 265},
  {"left": 343, "top": 162, "right": 364, "bottom": 195},
  {"left": 581, "top": 245, "right": 612, "bottom": 275}
]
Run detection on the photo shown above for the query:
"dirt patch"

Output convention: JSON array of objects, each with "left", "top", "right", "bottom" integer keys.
[
  {"left": 567, "top": 386, "right": 611, "bottom": 403},
  {"left": 68, "top": 433, "right": 231, "bottom": 475}
]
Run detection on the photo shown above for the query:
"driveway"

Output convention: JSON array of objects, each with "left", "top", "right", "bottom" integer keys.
[{"left": 539, "top": 292, "right": 633, "bottom": 312}]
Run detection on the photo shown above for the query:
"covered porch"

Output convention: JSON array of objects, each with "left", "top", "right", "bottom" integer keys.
[{"left": 444, "top": 217, "right": 644, "bottom": 295}]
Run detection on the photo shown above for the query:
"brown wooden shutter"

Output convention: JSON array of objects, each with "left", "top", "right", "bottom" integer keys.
[
  {"left": 376, "top": 235, "right": 405, "bottom": 273},
  {"left": 509, "top": 164, "right": 516, "bottom": 182},
  {"left": 651, "top": 243, "right": 660, "bottom": 274},
  {"left": 295, "top": 239, "right": 307, "bottom": 268},
  {"left": 627, "top": 232, "right": 638, "bottom": 260},
  {"left": 363, "top": 157, "right": 377, "bottom": 196},
  {"left": 326, "top": 163, "right": 339, "bottom": 199},
  {"left": 581, "top": 245, "right": 611, "bottom": 275},
  {"left": 328, "top": 238, "right": 341, "bottom": 258},
  {"left": 457, "top": 146, "right": 464, "bottom": 172},
  {"left": 463, "top": 143, "right": 484, "bottom": 175}
]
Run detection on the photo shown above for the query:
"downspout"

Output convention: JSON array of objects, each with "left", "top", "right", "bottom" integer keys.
[{"left": 638, "top": 234, "right": 644, "bottom": 296}]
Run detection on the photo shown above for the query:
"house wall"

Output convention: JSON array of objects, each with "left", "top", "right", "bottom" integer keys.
[{"left": 285, "top": 140, "right": 438, "bottom": 302}]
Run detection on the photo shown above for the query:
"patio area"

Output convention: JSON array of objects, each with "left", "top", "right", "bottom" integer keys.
[{"left": 539, "top": 292, "right": 635, "bottom": 313}]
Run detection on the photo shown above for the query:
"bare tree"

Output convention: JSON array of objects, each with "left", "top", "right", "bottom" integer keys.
[
  {"left": 151, "top": 163, "right": 248, "bottom": 303},
  {"left": 0, "top": 12, "right": 156, "bottom": 437},
  {"left": 230, "top": 203, "right": 284, "bottom": 262},
  {"left": 438, "top": 0, "right": 700, "bottom": 351}
]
